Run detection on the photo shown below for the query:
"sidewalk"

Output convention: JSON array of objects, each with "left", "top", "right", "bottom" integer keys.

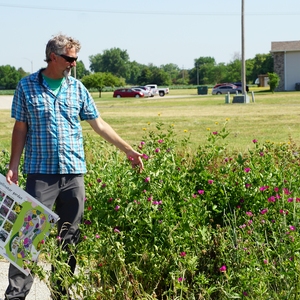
[
  {"left": 0, "top": 96, "right": 12, "bottom": 110},
  {"left": 0, "top": 259, "right": 51, "bottom": 300}
]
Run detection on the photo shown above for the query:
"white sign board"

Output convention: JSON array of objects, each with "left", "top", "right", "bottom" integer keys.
[{"left": 0, "top": 174, "right": 59, "bottom": 275}]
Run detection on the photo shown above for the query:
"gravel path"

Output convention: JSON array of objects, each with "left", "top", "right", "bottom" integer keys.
[
  {"left": 0, "top": 96, "right": 12, "bottom": 110},
  {"left": 0, "top": 259, "right": 51, "bottom": 300}
]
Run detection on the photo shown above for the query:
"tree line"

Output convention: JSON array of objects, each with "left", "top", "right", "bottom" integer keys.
[{"left": 0, "top": 48, "right": 273, "bottom": 89}]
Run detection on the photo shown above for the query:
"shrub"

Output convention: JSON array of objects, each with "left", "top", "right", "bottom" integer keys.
[{"left": 1, "top": 121, "right": 300, "bottom": 299}]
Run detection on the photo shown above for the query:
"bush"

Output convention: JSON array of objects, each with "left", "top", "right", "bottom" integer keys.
[{"left": 1, "top": 121, "right": 300, "bottom": 299}]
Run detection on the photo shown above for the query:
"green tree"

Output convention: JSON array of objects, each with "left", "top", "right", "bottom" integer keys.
[
  {"left": 210, "top": 63, "right": 227, "bottom": 85},
  {"left": 137, "top": 68, "right": 152, "bottom": 86},
  {"left": 189, "top": 57, "right": 216, "bottom": 85},
  {"left": 89, "top": 48, "right": 130, "bottom": 80},
  {"left": 267, "top": 72, "right": 280, "bottom": 93},
  {"left": 247, "top": 53, "right": 274, "bottom": 83},
  {"left": 0, "top": 65, "right": 23, "bottom": 89},
  {"left": 127, "top": 61, "right": 145, "bottom": 85},
  {"left": 75, "top": 60, "right": 90, "bottom": 79},
  {"left": 223, "top": 59, "right": 242, "bottom": 83},
  {"left": 81, "top": 72, "right": 124, "bottom": 97},
  {"left": 149, "top": 67, "right": 171, "bottom": 86},
  {"left": 160, "top": 63, "right": 181, "bottom": 85}
]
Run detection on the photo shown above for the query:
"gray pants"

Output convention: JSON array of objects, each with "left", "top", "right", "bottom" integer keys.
[{"left": 5, "top": 174, "right": 85, "bottom": 300}]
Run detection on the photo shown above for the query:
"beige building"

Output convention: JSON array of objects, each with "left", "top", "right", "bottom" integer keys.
[{"left": 271, "top": 40, "right": 300, "bottom": 91}]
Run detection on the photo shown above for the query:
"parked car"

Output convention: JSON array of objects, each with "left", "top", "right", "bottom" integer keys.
[
  {"left": 132, "top": 86, "right": 153, "bottom": 97},
  {"left": 132, "top": 87, "right": 151, "bottom": 97},
  {"left": 213, "top": 83, "right": 231, "bottom": 89},
  {"left": 212, "top": 84, "right": 240, "bottom": 95},
  {"left": 232, "top": 82, "right": 249, "bottom": 92},
  {"left": 113, "top": 88, "right": 144, "bottom": 98},
  {"left": 146, "top": 84, "right": 169, "bottom": 97}
]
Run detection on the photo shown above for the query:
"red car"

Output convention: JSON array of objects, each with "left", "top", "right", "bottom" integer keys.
[{"left": 113, "top": 88, "right": 144, "bottom": 98}]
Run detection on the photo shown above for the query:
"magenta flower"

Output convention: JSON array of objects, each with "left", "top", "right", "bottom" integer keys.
[
  {"left": 145, "top": 177, "right": 150, "bottom": 183},
  {"left": 289, "top": 225, "right": 296, "bottom": 231},
  {"left": 97, "top": 178, "right": 102, "bottom": 183},
  {"left": 142, "top": 154, "right": 149, "bottom": 160},
  {"left": 115, "top": 205, "right": 120, "bottom": 211},
  {"left": 208, "top": 180, "right": 214, "bottom": 184},
  {"left": 260, "top": 208, "right": 268, "bottom": 215},
  {"left": 178, "top": 277, "right": 185, "bottom": 282},
  {"left": 244, "top": 167, "right": 251, "bottom": 173},
  {"left": 219, "top": 265, "right": 227, "bottom": 272},
  {"left": 274, "top": 187, "right": 279, "bottom": 192},
  {"left": 155, "top": 148, "right": 160, "bottom": 153},
  {"left": 180, "top": 251, "right": 186, "bottom": 257},
  {"left": 283, "top": 188, "right": 292, "bottom": 195},
  {"left": 198, "top": 190, "right": 204, "bottom": 195},
  {"left": 114, "top": 228, "right": 120, "bottom": 233},
  {"left": 95, "top": 234, "right": 100, "bottom": 239},
  {"left": 245, "top": 183, "right": 251, "bottom": 188},
  {"left": 246, "top": 211, "right": 253, "bottom": 217},
  {"left": 140, "top": 141, "right": 145, "bottom": 145},
  {"left": 252, "top": 139, "right": 258, "bottom": 143},
  {"left": 259, "top": 186, "right": 269, "bottom": 191},
  {"left": 212, "top": 131, "right": 218, "bottom": 135},
  {"left": 287, "top": 198, "right": 293, "bottom": 203},
  {"left": 268, "top": 196, "right": 276, "bottom": 203},
  {"left": 158, "top": 139, "right": 164, "bottom": 143},
  {"left": 259, "top": 151, "right": 264, "bottom": 156}
]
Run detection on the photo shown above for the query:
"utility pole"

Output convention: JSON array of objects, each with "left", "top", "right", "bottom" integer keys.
[
  {"left": 241, "top": 0, "right": 246, "bottom": 95},
  {"left": 196, "top": 63, "right": 199, "bottom": 85}
]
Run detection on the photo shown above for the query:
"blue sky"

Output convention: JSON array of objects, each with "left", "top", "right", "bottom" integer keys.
[{"left": 1, "top": 0, "right": 300, "bottom": 73}]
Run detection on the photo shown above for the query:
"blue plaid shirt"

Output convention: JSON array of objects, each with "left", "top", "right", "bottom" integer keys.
[{"left": 12, "top": 69, "right": 99, "bottom": 174}]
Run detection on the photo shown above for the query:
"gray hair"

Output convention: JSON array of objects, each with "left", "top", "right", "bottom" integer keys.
[{"left": 45, "top": 34, "right": 81, "bottom": 62}]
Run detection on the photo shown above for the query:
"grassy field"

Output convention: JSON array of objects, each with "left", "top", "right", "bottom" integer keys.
[{"left": 1, "top": 87, "right": 300, "bottom": 152}]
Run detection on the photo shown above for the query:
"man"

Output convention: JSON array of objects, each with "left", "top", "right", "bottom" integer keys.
[{"left": 4, "top": 34, "right": 143, "bottom": 300}]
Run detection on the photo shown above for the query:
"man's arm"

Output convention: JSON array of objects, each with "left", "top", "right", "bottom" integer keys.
[
  {"left": 86, "top": 117, "right": 144, "bottom": 170},
  {"left": 6, "top": 121, "right": 28, "bottom": 184}
]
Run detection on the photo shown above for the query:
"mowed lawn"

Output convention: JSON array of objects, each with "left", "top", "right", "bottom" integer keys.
[{"left": 1, "top": 88, "right": 300, "bottom": 152}]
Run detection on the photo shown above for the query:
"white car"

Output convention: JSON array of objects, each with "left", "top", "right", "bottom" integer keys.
[
  {"left": 132, "top": 86, "right": 153, "bottom": 97},
  {"left": 132, "top": 87, "right": 151, "bottom": 97}
]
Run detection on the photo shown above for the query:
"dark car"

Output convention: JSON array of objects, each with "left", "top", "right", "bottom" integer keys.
[
  {"left": 113, "top": 88, "right": 144, "bottom": 98},
  {"left": 232, "top": 82, "right": 249, "bottom": 92},
  {"left": 212, "top": 84, "right": 240, "bottom": 95}
]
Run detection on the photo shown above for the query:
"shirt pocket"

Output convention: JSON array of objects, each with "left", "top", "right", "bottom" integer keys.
[{"left": 27, "top": 93, "right": 50, "bottom": 120}]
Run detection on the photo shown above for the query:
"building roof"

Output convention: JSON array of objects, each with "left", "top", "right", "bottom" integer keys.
[{"left": 271, "top": 40, "right": 300, "bottom": 52}]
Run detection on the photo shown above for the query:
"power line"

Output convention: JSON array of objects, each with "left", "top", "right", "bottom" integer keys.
[{"left": 0, "top": 3, "right": 299, "bottom": 16}]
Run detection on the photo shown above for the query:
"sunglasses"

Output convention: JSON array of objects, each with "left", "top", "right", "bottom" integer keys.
[{"left": 58, "top": 54, "right": 78, "bottom": 63}]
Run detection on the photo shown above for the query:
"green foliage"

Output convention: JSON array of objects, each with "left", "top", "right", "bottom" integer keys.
[
  {"left": 2, "top": 121, "right": 300, "bottom": 299},
  {"left": 75, "top": 60, "right": 90, "bottom": 79},
  {"left": 0, "top": 65, "right": 25, "bottom": 89},
  {"left": 246, "top": 53, "right": 274, "bottom": 83},
  {"left": 81, "top": 72, "right": 125, "bottom": 96},
  {"left": 89, "top": 48, "right": 131, "bottom": 80},
  {"left": 268, "top": 72, "right": 280, "bottom": 93}
]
